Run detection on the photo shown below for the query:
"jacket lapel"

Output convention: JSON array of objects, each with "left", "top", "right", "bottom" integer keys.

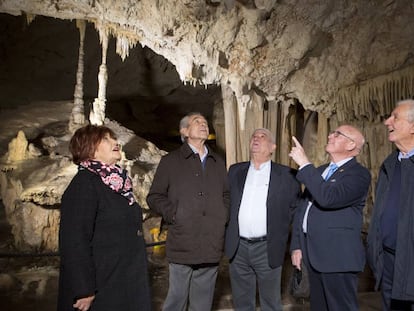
[
  {"left": 235, "top": 163, "right": 249, "bottom": 209},
  {"left": 267, "top": 163, "right": 280, "bottom": 202}
]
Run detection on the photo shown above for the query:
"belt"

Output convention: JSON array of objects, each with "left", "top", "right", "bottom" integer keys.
[{"left": 240, "top": 236, "right": 267, "bottom": 243}]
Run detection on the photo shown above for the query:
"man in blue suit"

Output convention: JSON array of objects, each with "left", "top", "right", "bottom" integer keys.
[
  {"left": 225, "top": 128, "right": 301, "bottom": 311},
  {"left": 289, "top": 125, "right": 371, "bottom": 311}
]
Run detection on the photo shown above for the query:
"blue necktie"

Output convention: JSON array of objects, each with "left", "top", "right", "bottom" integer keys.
[{"left": 325, "top": 163, "right": 338, "bottom": 180}]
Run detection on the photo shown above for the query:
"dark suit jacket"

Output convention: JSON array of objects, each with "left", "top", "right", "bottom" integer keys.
[
  {"left": 225, "top": 161, "right": 301, "bottom": 268},
  {"left": 290, "top": 158, "right": 371, "bottom": 273}
]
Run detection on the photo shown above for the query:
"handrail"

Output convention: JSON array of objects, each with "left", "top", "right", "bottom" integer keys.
[{"left": 0, "top": 240, "right": 166, "bottom": 258}]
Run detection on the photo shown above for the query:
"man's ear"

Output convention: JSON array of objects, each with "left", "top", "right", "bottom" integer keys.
[
  {"left": 180, "top": 127, "right": 188, "bottom": 139},
  {"left": 346, "top": 140, "right": 357, "bottom": 151},
  {"left": 410, "top": 123, "right": 414, "bottom": 134},
  {"left": 270, "top": 144, "right": 277, "bottom": 154}
]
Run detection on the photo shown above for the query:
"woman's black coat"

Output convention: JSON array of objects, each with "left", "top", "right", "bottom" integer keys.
[{"left": 57, "top": 168, "right": 151, "bottom": 311}]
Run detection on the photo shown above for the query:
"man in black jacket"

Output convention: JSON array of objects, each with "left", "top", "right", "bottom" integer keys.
[
  {"left": 225, "top": 128, "right": 301, "bottom": 311},
  {"left": 147, "top": 112, "right": 229, "bottom": 311},
  {"left": 367, "top": 99, "right": 414, "bottom": 311}
]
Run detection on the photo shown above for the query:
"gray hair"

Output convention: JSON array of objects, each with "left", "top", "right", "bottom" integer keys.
[
  {"left": 179, "top": 112, "right": 204, "bottom": 142},
  {"left": 252, "top": 128, "right": 276, "bottom": 144},
  {"left": 397, "top": 99, "right": 414, "bottom": 123}
]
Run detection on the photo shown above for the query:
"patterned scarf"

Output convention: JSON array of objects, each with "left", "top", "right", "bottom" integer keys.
[{"left": 79, "top": 160, "right": 135, "bottom": 205}]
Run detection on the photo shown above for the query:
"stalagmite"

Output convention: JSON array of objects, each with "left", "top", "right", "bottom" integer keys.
[
  {"left": 69, "top": 19, "right": 86, "bottom": 132},
  {"left": 6, "top": 131, "right": 29, "bottom": 162},
  {"left": 89, "top": 23, "right": 109, "bottom": 126}
]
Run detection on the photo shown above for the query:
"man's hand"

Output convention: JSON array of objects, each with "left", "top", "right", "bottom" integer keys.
[
  {"left": 291, "top": 249, "right": 303, "bottom": 270},
  {"left": 289, "top": 136, "right": 310, "bottom": 167},
  {"left": 73, "top": 295, "right": 95, "bottom": 311}
]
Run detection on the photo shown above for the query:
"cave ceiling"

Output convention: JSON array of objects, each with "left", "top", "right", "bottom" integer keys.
[
  {"left": 1, "top": 0, "right": 414, "bottom": 251},
  {"left": 1, "top": 0, "right": 414, "bottom": 118}
]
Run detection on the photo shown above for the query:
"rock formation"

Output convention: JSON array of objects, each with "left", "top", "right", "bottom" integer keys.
[
  {"left": 1, "top": 1, "right": 413, "bottom": 157},
  {"left": 1, "top": 0, "right": 414, "bottom": 249},
  {"left": 0, "top": 101, "right": 166, "bottom": 251}
]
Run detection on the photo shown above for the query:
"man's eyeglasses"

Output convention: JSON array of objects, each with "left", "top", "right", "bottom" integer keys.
[{"left": 330, "top": 130, "right": 355, "bottom": 142}]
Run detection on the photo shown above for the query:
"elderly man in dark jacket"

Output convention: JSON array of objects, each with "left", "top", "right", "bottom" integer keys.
[
  {"left": 367, "top": 99, "right": 414, "bottom": 311},
  {"left": 289, "top": 125, "right": 371, "bottom": 311},
  {"left": 147, "top": 112, "right": 229, "bottom": 311},
  {"left": 225, "top": 128, "right": 301, "bottom": 311}
]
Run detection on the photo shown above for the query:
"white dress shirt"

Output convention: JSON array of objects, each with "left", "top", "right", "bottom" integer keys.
[{"left": 238, "top": 160, "right": 271, "bottom": 238}]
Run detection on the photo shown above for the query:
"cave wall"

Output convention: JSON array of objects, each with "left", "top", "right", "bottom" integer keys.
[
  {"left": 1, "top": 0, "right": 413, "bottom": 161},
  {"left": 0, "top": 0, "right": 414, "bottom": 249},
  {"left": 0, "top": 13, "right": 221, "bottom": 153}
]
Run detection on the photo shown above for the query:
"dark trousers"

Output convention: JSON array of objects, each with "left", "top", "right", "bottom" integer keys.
[
  {"left": 381, "top": 249, "right": 414, "bottom": 311},
  {"left": 307, "top": 265, "right": 359, "bottom": 311},
  {"left": 229, "top": 239, "right": 282, "bottom": 311},
  {"left": 302, "top": 235, "right": 359, "bottom": 311}
]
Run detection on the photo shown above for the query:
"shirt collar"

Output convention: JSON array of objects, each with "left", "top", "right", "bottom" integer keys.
[
  {"left": 188, "top": 143, "right": 208, "bottom": 159},
  {"left": 398, "top": 148, "right": 414, "bottom": 161},
  {"left": 249, "top": 159, "right": 271, "bottom": 170},
  {"left": 331, "top": 157, "right": 353, "bottom": 168}
]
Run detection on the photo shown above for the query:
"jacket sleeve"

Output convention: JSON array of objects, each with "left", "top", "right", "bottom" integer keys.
[
  {"left": 289, "top": 170, "right": 302, "bottom": 222},
  {"left": 222, "top": 168, "right": 230, "bottom": 222},
  {"left": 297, "top": 163, "right": 371, "bottom": 209},
  {"left": 59, "top": 173, "right": 97, "bottom": 300},
  {"left": 282, "top": 167, "right": 301, "bottom": 252},
  {"left": 290, "top": 195, "right": 306, "bottom": 252},
  {"left": 146, "top": 156, "right": 176, "bottom": 224}
]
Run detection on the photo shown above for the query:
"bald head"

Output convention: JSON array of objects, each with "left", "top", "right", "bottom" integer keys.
[
  {"left": 326, "top": 124, "right": 365, "bottom": 162},
  {"left": 339, "top": 125, "right": 365, "bottom": 153}
]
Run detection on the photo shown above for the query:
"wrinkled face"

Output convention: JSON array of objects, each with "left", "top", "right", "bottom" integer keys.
[
  {"left": 93, "top": 133, "right": 121, "bottom": 165},
  {"left": 250, "top": 129, "right": 275, "bottom": 157},
  {"left": 183, "top": 115, "right": 209, "bottom": 141},
  {"left": 384, "top": 103, "right": 414, "bottom": 148},
  {"left": 325, "top": 126, "right": 356, "bottom": 155}
]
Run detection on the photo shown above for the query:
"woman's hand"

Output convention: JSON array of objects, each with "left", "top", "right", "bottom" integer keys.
[{"left": 73, "top": 295, "right": 95, "bottom": 311}]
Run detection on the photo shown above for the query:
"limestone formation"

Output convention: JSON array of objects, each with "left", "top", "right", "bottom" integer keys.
[
  {"left": 5, "top": 131, "right": 41, "bottom": 163},
  {"left": 0, "top": 0, "right": 413, "bottom": 250},
  {"left": 1, "top": 0, "right": 413, "bottom": 163},
  {"left": 0, "top": 114, "right": 166, "bottom": 251},
  {"left": 68, "top": 19, "right": 86, "bottom": 133}
]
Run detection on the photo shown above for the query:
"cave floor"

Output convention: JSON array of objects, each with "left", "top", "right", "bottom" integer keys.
[{"left": 0, "top": 201, "right": 381, "bottom": 311}]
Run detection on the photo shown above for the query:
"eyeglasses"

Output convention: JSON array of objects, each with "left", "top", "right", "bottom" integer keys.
[{"left": 330, "top": 130, "right": 355, "bottom": 142}]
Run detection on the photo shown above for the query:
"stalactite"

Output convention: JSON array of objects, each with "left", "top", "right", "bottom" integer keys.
[
  {"left": 116, "top": 32, "right": 138, "bottom": 61},
  {"left": 278, "top": 99, "right": 297, "bottom": 165},
  {"left": 25, "top": 12, "right": 35, "bottom": 25},
  {"left": 239, "top": 90, "right": 265, "bottom": 160},
  {"left": 335, "top": 65, "right": 414, "bottom": 122},
  {"left": 212, "top": 98, "right": 226, "bottom": 155},
  {"left": 69, "top": 19, "right": 86, "bottom": 133},
  {"left": 89, "top": 22, "right": 109, "bottom": 126},
  {"left": 237, "top": 96, "right": 248, "bottom": 132},
  {"left": 221, "top": 82, "right": 238, "bottom": 168}
]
